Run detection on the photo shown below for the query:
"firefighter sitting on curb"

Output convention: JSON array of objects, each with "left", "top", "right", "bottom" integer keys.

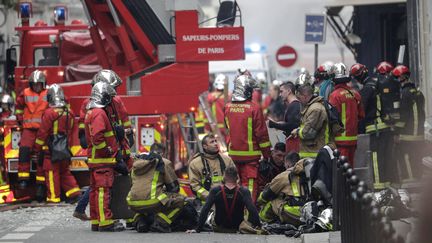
[
  {"left": 34, "top": 84, "right": 81, "bottom": 203},
  {"left": 257, "top": 152, "right": 306, "bottom": 227},
  {"left": 85, "top": 82, "right": 126, "bottom": 232},
  {"left": 127, "top": 150, "right": 185, "bottom": 233},
  {"left": 188, "top": 133, "right": 235, "bottom": 202},
  {"left": 15, "top": 70, "right": 49, "bottom": 199}
]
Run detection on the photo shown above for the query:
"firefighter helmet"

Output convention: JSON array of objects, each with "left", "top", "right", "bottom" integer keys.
[
  {"left": 350, "top": 63, "right": 368, "bottom": 83},
  {"left": 314, "top": 63, "right": 332, "bottom": 82},
  {"left": 296, "top": 73, "right": 315, "bottom": 86},
  {"left": 91, "top": 69, "right": 123, "bottom": 89},
  {"left": 391, "top": 65, "right": 410, "bottom": 79},
  {"left": 213, "top": 74, "right": 227, "bottom": 90},
  {"left": 29, "top": 70, "right": 47, "bottom": 86},
  {"left": 332, "top": 63, "right": 350, "bottom": 84},
  {"left": 87, "top": 82, "right": 116, "bottom": 109},
  {"left": 232, "top": 75, "right": 258, "bottom": 102},
  {"left": 315, "top": 208, "right": 333, "bottom": 231},
  {"left": 376, "top": 61, "right": 394, "bottom": 75},
  {"left": 1, "top": 94, "right": 13, "bottom": 106},
  {"left": 47, "top": 84, "right": 66, "bottom": 108}
]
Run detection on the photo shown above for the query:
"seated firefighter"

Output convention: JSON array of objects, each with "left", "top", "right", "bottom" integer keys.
[
  {"left": 188, "top": 134, "right": 235, "bottom": 201},
  {"left": 127, "top": 152, "right": 185, "bottom": 233},
  {"left": 258, "top": 152, "right": 308, "bottom": 227},
  {"left": 191, "top": 166, "right": 262, "bottom": 233}
]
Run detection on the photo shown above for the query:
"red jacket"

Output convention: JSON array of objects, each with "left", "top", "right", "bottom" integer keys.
[
  {"left": 78, "top": 98, "right": 90, "bottom": 131},
  {"left": 15, "top": 88, "right": 48, "bottom": 129},
  {"left": 207, "top": 91, "right": 227, "bottom": 130},
  {"left": 34, "top": 107, "right": 75, "bottom": 153},
  {"left": 225, "top": 100, "right": 271, "bottom": 162},
  {"left": 84, "top": 108, "right": 119, "bottom": 167},
  {"left": 329, "top": 83, "right": 365, "bottom": 146}
]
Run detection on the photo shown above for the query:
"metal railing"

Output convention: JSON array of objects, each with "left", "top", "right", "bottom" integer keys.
[{"left": 332, "top": 151, "right": 406, "bottom": 243}]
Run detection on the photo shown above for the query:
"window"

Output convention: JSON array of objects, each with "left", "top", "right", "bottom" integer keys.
[{"left": 34, "top": 47, "right": 59, "bottom": 67}]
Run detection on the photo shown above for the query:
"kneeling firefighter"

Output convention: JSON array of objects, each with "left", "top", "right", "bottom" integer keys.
[
  {"left": 85, "top": 82, "right": 125, "bottom": 232},
  {"left": 127, "top": 152, "right": 185, "bottom": 233},
  {"left": 258, "top": 152, "right": 308, "bottom": 227},
  {"left": 34, "top": 84, "right": 81, "bottom": 203}
]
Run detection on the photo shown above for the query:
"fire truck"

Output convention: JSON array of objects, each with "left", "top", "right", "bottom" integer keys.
[{"left": 1, "top": 0, "right": 244, "bottom": 203}]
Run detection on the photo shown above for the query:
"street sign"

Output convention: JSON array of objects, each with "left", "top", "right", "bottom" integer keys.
[
  {"left": 276, "top": 45, "right": 297, "bottom": 68},
  {"left": 305, "top": 14, "right": 326, "bottom": 44}
]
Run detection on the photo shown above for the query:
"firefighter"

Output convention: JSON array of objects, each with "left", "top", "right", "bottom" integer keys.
[
  {"left": 15, "top": 70, "right": 49, "bottom": 192},
  {"left": 127, "top": 152, "right": 184, "bottom": 233},
  {"left": 0, "top": 94, "right": 15, "bottom": 191},
  {"left": 392, "top": 65, "right": 425, "bottom": 181},
  {"left": 352, "top": 63, "right": 397, "bottom": 188},
  {"left": 258, "top": 152, "right": 306, "bottom": 226},
  {"left": 34, "top": 84, "right": 80, "bottom": 203},
  {"left": 329, "top": 64, "right": 364, "bottom": 165},
  {"left": 188, "top": 133, "right": 235, "bottom": 201},
  {"left": 375, "top": 61, "right": 401, "bottom": 125},
  {"left": 207, "top": 74, "right": 229, "bottom": 137},
  {"left": 316, "top": 63, "right": 335, "bottom": 100},
  {"left": 85, "top": 82, "right": 125, "bottom": 232},
  {"left": 224, "top": 74, "right": 271, "bottom": 202},
  {"left": 1, "top": 94, "right": 15, "bottom": 120},
  {"left": 257, "top": 142, "right": 287, "bottom": 192},
  {"left": 291, "top": 84, "right": 330, "bottom": 159}
]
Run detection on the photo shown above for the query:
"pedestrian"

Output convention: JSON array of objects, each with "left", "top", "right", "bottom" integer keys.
[
  {"left": 225, "top": 74, "right": 271, "bottom": 202},
  {"left": 188, "top": 134, "right": 235, "bottom": 201},
  {"left": 268, "top": 81, "right": 301, "bottom": 152},
  {"left": 190, "top": 166, "right": 261, "bottom": 233}
]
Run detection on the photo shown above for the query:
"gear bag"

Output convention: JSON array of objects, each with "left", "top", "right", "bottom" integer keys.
[
  {"left": 322, "top": 100, "right": 345, "bottom": 136},
  {"left": 49, "top": 109, "right": 72, "bottom": 162}
]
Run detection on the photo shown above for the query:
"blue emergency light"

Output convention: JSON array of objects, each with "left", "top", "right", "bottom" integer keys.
[
  {"left": 54, "top": 6, "right": 66, "bottom": 24},
  {"left": 19, "top": 3, "right": 31, "bottom": 19}
]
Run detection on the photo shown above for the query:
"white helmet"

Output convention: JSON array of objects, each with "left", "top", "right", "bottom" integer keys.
[
  {"left": 331, "top": 63, "right": 350, "bottom": 84},
  {"left": 28, "top": 70, "right": 47, "bottom": 90},
  {"left": 315, "top": 208, "right": 333, "bottom": 231},
  {"left": 296, "top": 73, "right": 315, "bottom": 86},
  {"left": 213, "top": 74, "right": 227, "bottom": 90},
  {"left": 91, "top": 69, "right": 122, "bottom": 89}
]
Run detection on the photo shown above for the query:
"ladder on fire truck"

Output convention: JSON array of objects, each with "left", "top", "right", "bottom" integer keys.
[{"left": 177, "top": 93, "right": 227, "bottom": 159}]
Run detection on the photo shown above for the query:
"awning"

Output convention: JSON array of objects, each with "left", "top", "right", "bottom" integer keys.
[{"left": 326, "top": 0, "right": 406, "bottom": 7}]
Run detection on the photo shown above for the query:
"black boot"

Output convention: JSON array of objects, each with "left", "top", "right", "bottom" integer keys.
[
  {"left": 99, "top": 221, "right": 125, "bottom": 232},
  {"left": 150, "top": 220, "right": 171, "bottom": 233},
  {"left": 35, "top": 184, "right": 46, "bottom": 202},
  {"left": 136, "top": 217, "right": 150, "bottom": 233}
]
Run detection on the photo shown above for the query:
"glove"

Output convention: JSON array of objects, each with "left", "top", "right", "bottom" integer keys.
[
  {"left": 268, "top": 119, "right": 276, "bottom": 128},
  {"left": 114, "top": 160, "right": 129, "bottom": 176},
  {"left": 127, "top": 132, "right": 134, "bottom": 147},
  {"left": 78, "top": 129, "right": 88, "bottom": 149},
  {"left": 258, "top": 158, "right": 271, "bottom": 177}
]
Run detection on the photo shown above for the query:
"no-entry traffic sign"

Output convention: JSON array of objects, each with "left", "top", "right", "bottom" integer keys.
[{"left": 276, "top": 45, "right": 297, "bottom": 68}]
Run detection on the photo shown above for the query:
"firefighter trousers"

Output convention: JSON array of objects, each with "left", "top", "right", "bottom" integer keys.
[
  {"left": 18, "top": 129, "right": 44, "bottom": 182},
  {"left": 90, "top": 167, "right": 115, "bottom": 228},
  {"left": 235, "top": 161, "right": 259, "bottom": 203},
  {"left": 337, "top": 144, "right": 357, "bottom": 167},
  {"left": 129, "top": 193, "right": 185, "bottom": 227},
  {"left": 259, "top": 198, "right": 301, "bottom": 226},
  {"left": 396, "top": 140, "right": 425, "bottom": 182},
  {"left": 369, "top": 130, "right": 399, "bottom": 189},
  {"left": 43, "top": 157, "right": 80, "bottom": 203}
]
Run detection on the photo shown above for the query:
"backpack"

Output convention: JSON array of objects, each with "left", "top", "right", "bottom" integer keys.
[
  {"left": 49, "top": 109, "right": 72, "bottom": 162},
  {"left": 322, "top": 100, "right": 345, "bottom": 137}
]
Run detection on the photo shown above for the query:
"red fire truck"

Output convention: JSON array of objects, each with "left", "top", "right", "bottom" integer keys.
[{"left": 1, "top": 0, "right": 244, "bottom": 203}]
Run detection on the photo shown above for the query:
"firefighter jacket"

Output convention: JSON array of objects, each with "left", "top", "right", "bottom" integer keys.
[
  {"left": 258, "top": 160, "right": 305, "bottom": 204},
  {"left": 127, "top": 154, "right": 178, "bottom": 207},
  {"left": 329, "top": 83, "right": 365, "bottom": 146},
  {"left": 188, "top": 152, "right": 235, "bottom": 200},
  {"left": 105, "top": 96, "right": 132, "bottom": 154},
  {"left": 15, "top": 88, "right": 48, "bottom": 129},
  {"left": 78, "top": 98, "right": 90, "bottom": 131},
  {"left": 34, "top": 107, "right": 74, "bottom": 153},
  {"left": 395, "top": 82, "right": 425, "bottom": 141},
  {"left": 84, "top": 108, "right": 119, "bottom": 168},
  {"left": 298, "top": 96, "right": 330, "bottom": 158},
  {"left": 377, "top": 76, "right": 401, "bottom": 123},
  {"left": 207, "top": 91, "right": 227, "bottom": 129},
  {"left": 359, "top": 78, "right": 379, "bottom": 133},
  {"left": 225, "top": 100, "right": 271, "bottom": 162}
]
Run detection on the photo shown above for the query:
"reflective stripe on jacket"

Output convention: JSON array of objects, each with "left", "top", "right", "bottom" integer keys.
[{"left": 16, "top": 88, "right": 48, "bottom": 129}]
